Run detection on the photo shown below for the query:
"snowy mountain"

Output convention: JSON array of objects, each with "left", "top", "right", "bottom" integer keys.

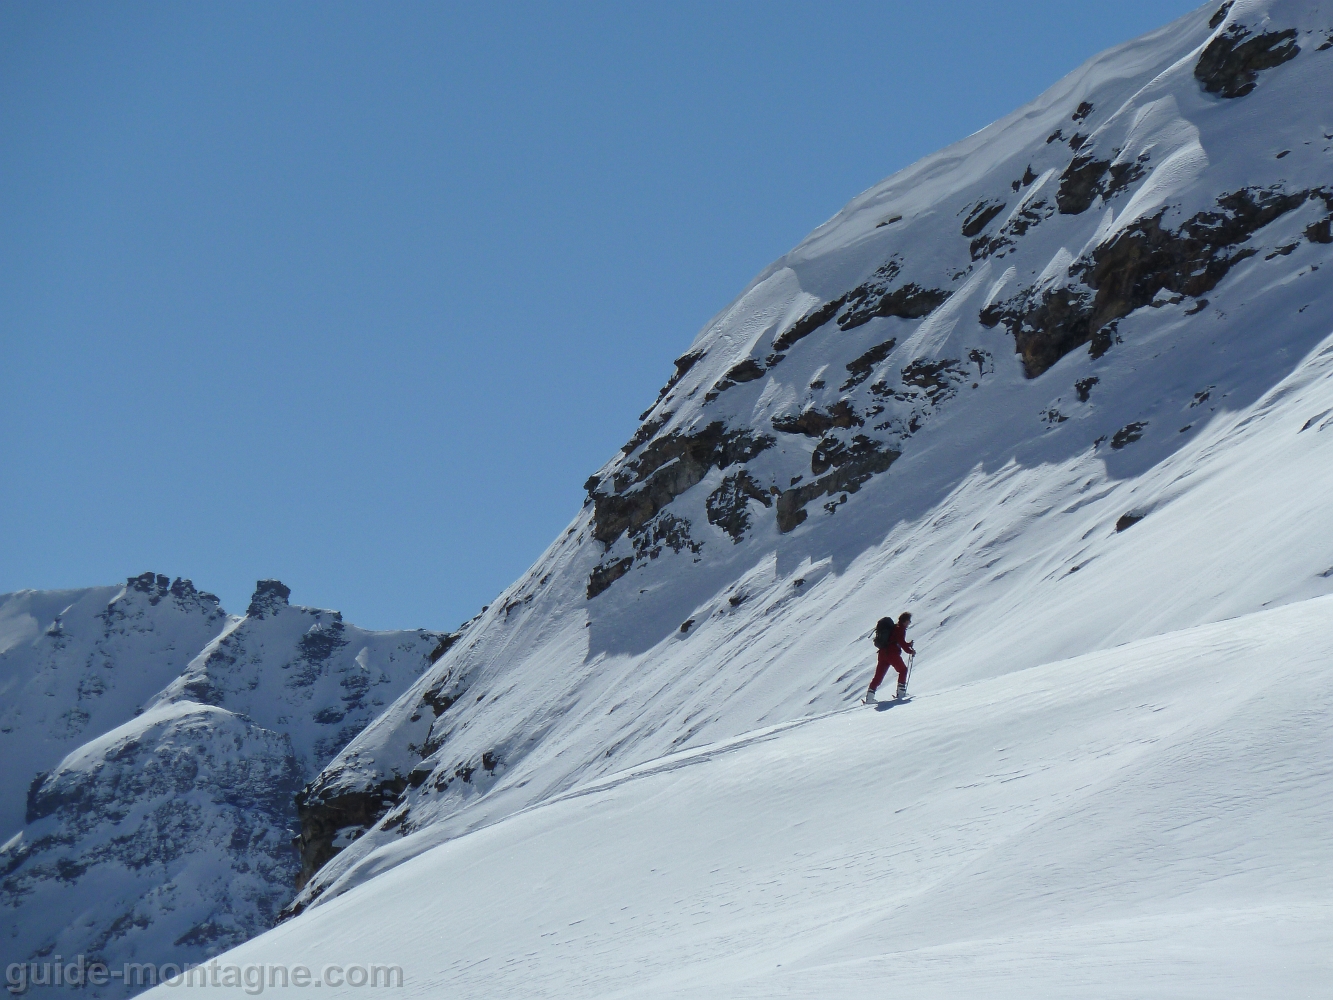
[
  {"left": 285, "top": 0, "right": 1333, "bottom": 931},
  {"left": 9, "top": 0, "right": 1333, "bottom": 995},
  {"left": 0, "top": 574, "right": 229, "bottom": 837},
  {"left": 0, "top": 580, "right": 443, "bottom": 995}
]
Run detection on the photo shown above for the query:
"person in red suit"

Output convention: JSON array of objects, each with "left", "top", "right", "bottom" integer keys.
[{"left": 866, "top": 612, "right": 914, "bottom": 704}]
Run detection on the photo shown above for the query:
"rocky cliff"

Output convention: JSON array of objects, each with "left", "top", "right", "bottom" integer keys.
[
  {"left": 289, "top": 0, "right": 1333, "bottom": 917},
  {"left": 0, "top": 579, "right": 442, "bottom": 997}
]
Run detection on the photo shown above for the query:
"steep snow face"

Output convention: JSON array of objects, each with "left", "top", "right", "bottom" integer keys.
[
  {"left": 292, "top": 0, "right": 1333, "bottom": 914},
  {"left": 0, "top": 581, "right": 443, "bottom": 998},
  {"left": 145, "top": 596, "right": 1333, "bottom": 998},
  {"left": 286, "top": 0, "right": 1333, "bottom": 917},
  {"left": 0, "top": 574, "right": 229, "bottom": 836}
]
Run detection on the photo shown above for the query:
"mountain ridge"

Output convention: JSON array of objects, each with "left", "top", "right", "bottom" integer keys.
[
  {"left": 0, "top": 578, "right": 444, "bottom": 995},
  {"left": 287, "top": 0, "right": 1333, "bottom": 921}
]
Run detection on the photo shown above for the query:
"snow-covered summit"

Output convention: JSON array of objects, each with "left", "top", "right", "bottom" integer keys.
[
  {"left": 0, "top": 580, "right": 444, "bottom": 997},
  {"left": 0, "top": 573, "right": 229, "bottom": 836},
  {"left": 290, "top": 0, "right": 1333, "bottom": 919}
]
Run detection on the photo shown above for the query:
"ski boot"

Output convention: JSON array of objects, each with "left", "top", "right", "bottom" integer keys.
[
  {"left": 862, "top": 687, "right": 878, "bottom": 705},
  {"left": 895, "top": 682, "right": 907, "bottom": 700}
]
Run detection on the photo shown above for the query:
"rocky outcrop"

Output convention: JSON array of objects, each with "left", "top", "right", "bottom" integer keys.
[
  {"left": 246, "top": 579, "right": 291, "bottom": 618},
  {"left": 711, "top": 359, "right": 766, "bottom": 395},
  {"left": 647, "top": 350, "right": 706, "bottom": 410},
  {"left": 706, "top": 472, "right": 773, "bottom": 542},
  {"left": 983, "top": 186, "right": 1328, "bottom": 376},
  {"left": 776, "top": 436, "right": 899, "bottom": 533},
  {"left": 1195, "top": 22, "right": 1300, "bottom": 98},
  {"left": 972, "top": 198, "right": 1053, "bottom": 260},
  {"left": 960, "top": 199, "right": 1006, "bottom": 238},
  {"left": 768, "top": 296, "right": 848, "bottom": 360},
  {"left": 587, "top": 557, "right": 634, "bottom": 599},
  {"left": 2, "top": 704, "right": 305, "bottom": 977},
  {"left": 292, "top": 776, "right": 409, "bottom": 893},
  {"left": 588, "top": 421, "right": 774, "bottom": 550},
  {"left": 841, "top": 339, "right": 897, "bottom": 390},
  {"left": 771, "top": 400, "right": 862, "bottom": 437},
  {"left": 1056, "top": 153, "right": 1148, "bottom": 215},
  {"left": 838, "top": 261, "right": 952, "bottom": 332}
]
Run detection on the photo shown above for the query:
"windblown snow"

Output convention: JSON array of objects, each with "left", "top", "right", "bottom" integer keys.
[{"left": 7, "top": 1, "right": 1333, "bottom": 996}]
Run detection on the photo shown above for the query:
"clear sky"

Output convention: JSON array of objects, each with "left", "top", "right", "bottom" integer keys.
[{"left": 1, "top": 1, "right": 1201, "bottom": 631}]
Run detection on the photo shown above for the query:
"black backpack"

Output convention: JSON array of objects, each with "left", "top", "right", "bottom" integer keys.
[{"left": 873, "top": 617, "right": 895, "bottom": 650}]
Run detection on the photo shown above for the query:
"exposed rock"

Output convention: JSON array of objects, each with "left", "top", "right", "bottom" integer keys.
[
  {"left": 1115, "top": 512, "right": 1145, "bottom": 532},
  {"left": 292, "top": 776, "right": 408, "bottom": 893},
  {"left": 1208, "top": 2, "right": 1234, "bottom": 30},
  {"left": 706, "top": 472, "right": 773, "bottom": 542},
  {"left": 428, "top": 632, "right": 461, "bottom": 664},
  {"left": 621, "top": 411, "right": 673, "bottom": 455},
  {"left": 650, "top": 351, "right": 706, "bottom": 408},
  {"left": 892, "top": 359, "right": 970, "bottom": 406},
  {"left": 706, "top": 359, "right": 767, "bottom": 400},
  {"left": 1195, "top": 23, "right": 1299, "bottom": 99},
  {"left": 726, "top": 359, "right": 766, "bottom": 383},
  {"left": 1075, "top": 377, "right": 1099, "bottom": 402},
  {"left": 8, "top": 704, "right": 306, "bottom": 954},
  {"left": 587, "top": 558, "right": 633, "bottom": 599},
  {"left": 841, "top": 339, "right": 898, "bottom": 390},
  {"left": 632, "top": 513, "right": 702, "bottom": 560},
  {"left": 1111, "top": 421, "right": 1148, "bottom": 449},
  {"left": 983, "top": 186, "right": 1324, "bottom": 376},
  {"left": 1056, "top": 154, "right": 1146, "bottom": 215},
  {"left": 589, "top": 422, "right": 774, "bottom": 548},
  {"left": 246, "top": 580, "right": 291, "bottom": 619},
  {"left": 776, "top": 437, "right": 899, "bottom": 532},
  {"left": 973, "top": 199, "right": 1053, "bottom": 259},
  {"left": 771, "top": 400, "right": 862, "bottom": 437},
  {"left": 1072, "top": 100, "right": 1094, "bottom": 122},
  {"left": 420, "top": 670, "right": 464, "bottom": 717},
  {"left": 769, "top": 295, "right": 848, "bottom": 358},
  {"left": 298, "top": 615, "right": 348, "bottom": 663},
  {"left": 961, "top": 199, "right": 1006, "bottom": 238},
  {"left": 838, "top": 262, "right": 952, "bottom": 331}
]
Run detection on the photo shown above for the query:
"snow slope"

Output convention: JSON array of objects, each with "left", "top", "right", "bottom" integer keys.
[
  {"left": 148, "top": 595, "right": 1333, "bottom": 998},
  {"left": 0, "top": 582, "right": 444, "bottom": 996},
  {"left": 290, "top": 0, "right": 1333, "bottom": 916},
  {"left": 12, "top": 2, "right": 1333, "bottom": 994}
]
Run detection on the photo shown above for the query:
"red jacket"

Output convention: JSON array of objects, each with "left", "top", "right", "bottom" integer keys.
[{"left": 890, "top": 621, "right": 915, "bottom": 657}]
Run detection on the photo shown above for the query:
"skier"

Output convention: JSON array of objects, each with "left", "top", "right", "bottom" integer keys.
[{"left": 864, "top": 612, "right": 914, "bottom": 704}]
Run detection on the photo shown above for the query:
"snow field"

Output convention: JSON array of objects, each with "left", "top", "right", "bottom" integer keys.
[{"left": 171, "top": 594, "right": 1333, "bottom": 999}]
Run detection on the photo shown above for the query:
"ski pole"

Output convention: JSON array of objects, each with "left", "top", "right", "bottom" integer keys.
[{"left": 906, "top": 653, "right": 915, "bottom": 689}]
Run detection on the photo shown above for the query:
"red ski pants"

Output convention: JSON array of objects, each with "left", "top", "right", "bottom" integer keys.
[{"left": 870, "top": 649, "right": 907, "bottom": 692}]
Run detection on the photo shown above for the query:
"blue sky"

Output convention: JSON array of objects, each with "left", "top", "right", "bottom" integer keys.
[{"left": 1, "top": 1, "right": 1200, "bottom": 630}]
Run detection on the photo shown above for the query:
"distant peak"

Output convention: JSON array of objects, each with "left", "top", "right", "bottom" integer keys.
[
  {"left": 247, "top": 580, "right": 292, "bottom": 618},
  {"left": 121, "top": 572, "right": 223, "bottom": 609},
  {"left": 128, "top": 571, "right": 171, "bottom": 595}
]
